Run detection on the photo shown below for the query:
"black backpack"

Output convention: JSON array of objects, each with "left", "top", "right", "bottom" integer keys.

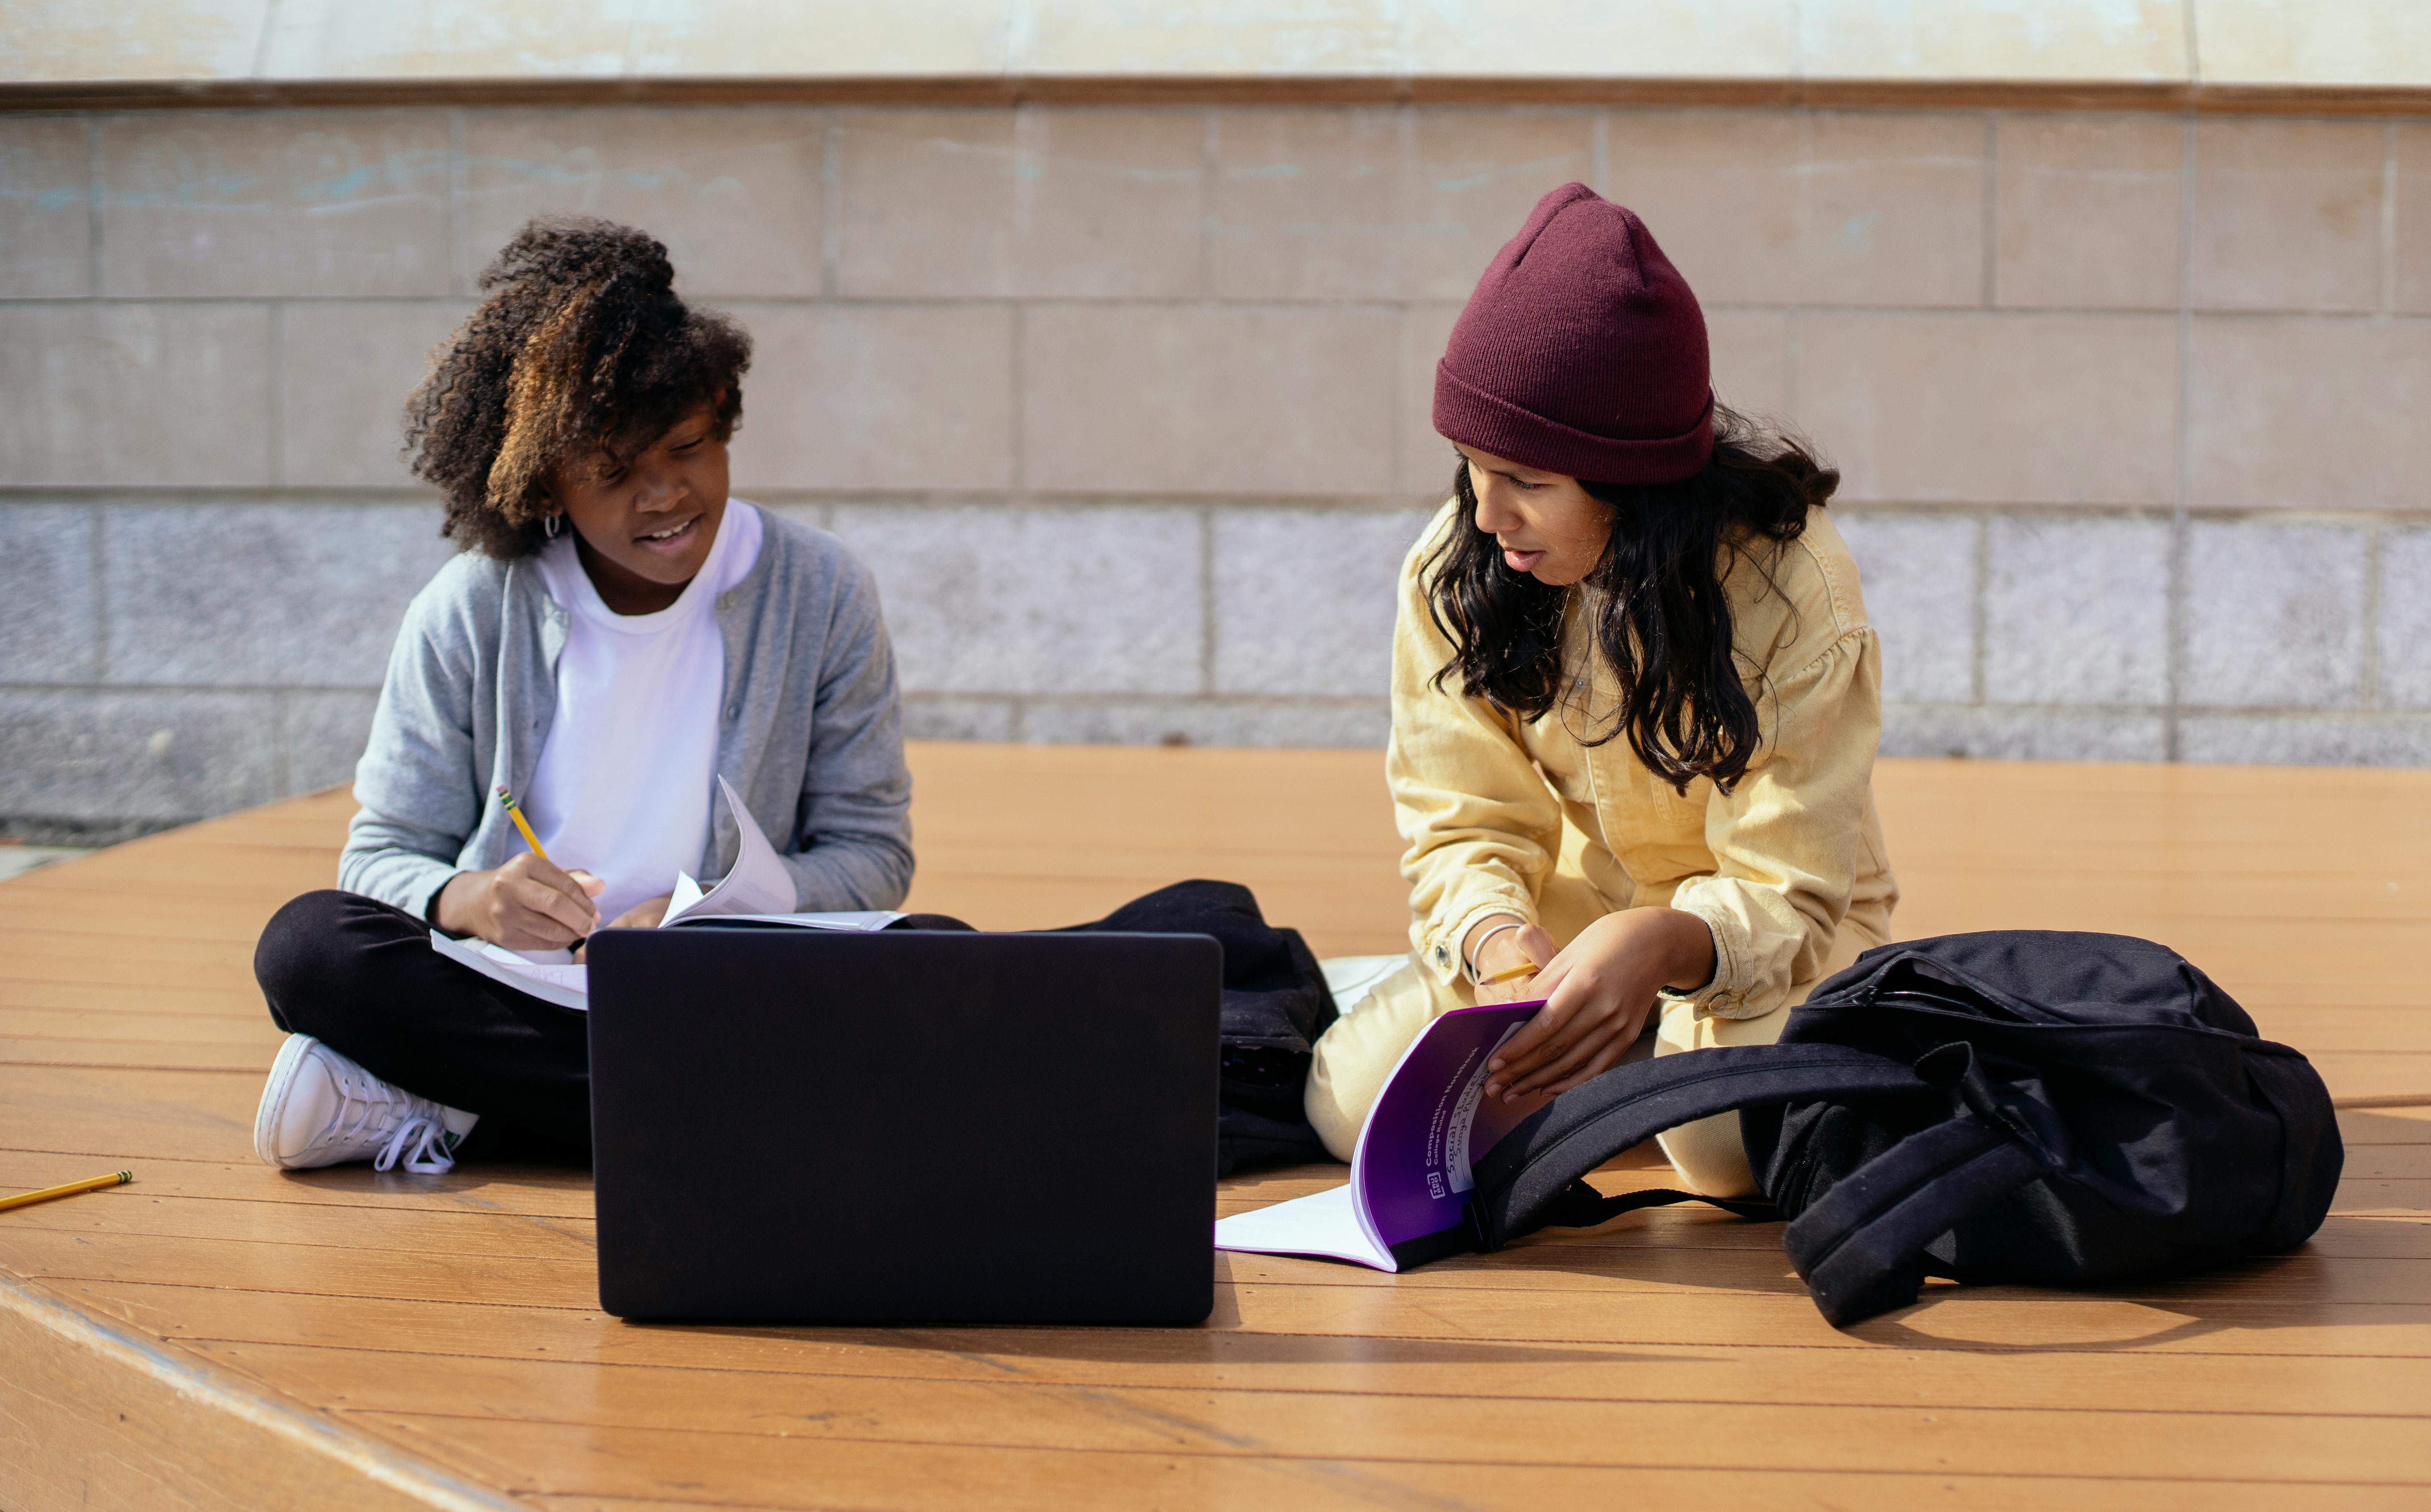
[{"left": 1466, "top": 930, "right": 2344, "bottom": 1325}]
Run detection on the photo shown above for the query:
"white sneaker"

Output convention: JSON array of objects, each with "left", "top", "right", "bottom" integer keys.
[{"left": 253, "top": 1034, "right": 479, "bottom": 1174}]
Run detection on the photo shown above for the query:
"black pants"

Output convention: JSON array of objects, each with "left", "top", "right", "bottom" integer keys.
[
  {"left": 254, "top": 890, "right": 983, "bottom": 1164},
  {"left": 255, "top": 890, "right": 598, "bottom": 1163}
]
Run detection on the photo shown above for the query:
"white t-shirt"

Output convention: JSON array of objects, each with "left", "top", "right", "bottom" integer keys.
[{"left": 524, "top": 501, "right": 765, "bottom": 922}]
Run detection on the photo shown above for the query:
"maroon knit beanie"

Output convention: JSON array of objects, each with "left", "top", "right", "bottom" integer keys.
[{"left": 1433, "top": 182, "right": 1714, "bottom": 485}]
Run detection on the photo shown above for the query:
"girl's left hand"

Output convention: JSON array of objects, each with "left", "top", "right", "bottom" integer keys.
[
  {"left": 606, "top": 893, "right": 674, "bottom": 931},
  {"left": 571, "top": 892, "right": 675, "bottom": 961},
  {"left": 1482, "top": 907, "right": 1716, "bottom": 1103}
]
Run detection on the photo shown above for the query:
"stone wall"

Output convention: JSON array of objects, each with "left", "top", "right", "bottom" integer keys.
[{"left": 4, "top": 100, "right": 2430, "bottom": 836}]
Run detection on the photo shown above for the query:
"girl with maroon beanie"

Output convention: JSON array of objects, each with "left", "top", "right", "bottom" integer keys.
[{"left": 1307, "top": 184, "right": 1898, "bottom": 1196}]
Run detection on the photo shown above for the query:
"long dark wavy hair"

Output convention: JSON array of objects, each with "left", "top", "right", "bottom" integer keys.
[
  {"left": 1424, "top": 406, "right": 1839, "bottom": 794},
  {"left": 404, "top": 217, "right": 751, "bottom": 559}
]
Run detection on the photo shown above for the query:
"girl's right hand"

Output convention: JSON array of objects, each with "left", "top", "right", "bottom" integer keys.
[{"left": 433, "top": 854, "right": 603, "bottom": 950}]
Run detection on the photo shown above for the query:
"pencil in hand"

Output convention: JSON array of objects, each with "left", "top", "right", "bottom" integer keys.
[
  {"left": 494, "top": 784, "right": 551, "bottom": 863},
  {"left": 1478, "top": 962, "right": 1540, "bottom": 987}
]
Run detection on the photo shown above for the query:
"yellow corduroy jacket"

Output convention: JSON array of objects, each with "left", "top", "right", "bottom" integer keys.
[{"left": 1390, "top": 499, "right": 1898, "bottom": 1022}]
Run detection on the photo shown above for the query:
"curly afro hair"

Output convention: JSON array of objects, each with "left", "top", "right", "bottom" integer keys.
[{"left": 405, "top": 217, "right": 751, "bottom": 559}]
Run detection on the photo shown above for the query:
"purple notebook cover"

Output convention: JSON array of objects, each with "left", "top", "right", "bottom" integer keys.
[{"left": 1354, "top": 999, "right": 1550, "bottom": 1250}]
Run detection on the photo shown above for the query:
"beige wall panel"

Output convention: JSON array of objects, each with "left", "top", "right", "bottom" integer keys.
[
  {"left": 462, "top": 107, "right": 825, "bottom": 299},
  {"left": 1796, "top": 312, "right": 2178, "bottom": 505},
  {"left": 727, "top": 303, "right": 1016, "bottom": 492},
  {"left": 1706, "top": 308, "right": 1791, "bottom": 421},
  {"left": 13, "top": 0, "right": 2431, "bottom": 94},
  {"left": 1213, "top": 107, "right": 1591, "bottom": 302},
  {"left": 1982, "top": 516, "right": 2170, "bottom": 705},
  {"left": 0, "top": 304, "right": 270, "bottom": 486},
  {"left": 0, "top": 503, "right": 99, "bottom": 686},
  {"left": 1397, "top": 300, "right": 1461, "bottom": 496},
  {"left": 1406, "top": 0, "right": 1795, "bottom": 80},
  {"left": 0, "top": 117, "right": 91, "bottom": 299},
  {"left": 1804, "top": 0, "right": 2187, "bottom": 83},
  {"left": 1993, "top": 113, "right": 2183, "bottom": 310},
  {"left": 830, "top": 504, "right": 1203, "bottom": 695},
  {"left": 1214, "top": 107, "right": 1400, "bottom": 301},
  {"left": 2189, "top": 118, "right": 2386, "bottom": 313},
  {"left": 1020, "top": 0, "right": 1401, "bottom": 77},
  {"left": 2193, "top": 0, "right": 2431, "bottom": 89},
  {"left": 1213, "top": 505, "right": 1434, "bottom": 696},
  {"left": 1403, "top": 109, "right": 1594, "bottom": 300},
  {"left": 278, "top": 302, "right": 470, "bottom": 489},
  {"left": 836, "top": 108, "right": 1205, "bottom": 299},
  {"left": 2394, "top": 123, "right": 2431, "bottom": 315},
  {"left": 2185, "top": 316, "right": 2431, "bottom": 511},
  {"left": 97, "top": 111, "right": 450, "bottom": 298},
  {"left": 260, "top": 0, "right": 636, "bottom": 79},
  {"left": 1023, "top": 304, "right": 1397, "bottom": 495},
  {"left": 0, "top": 0, "right": 267, "bottom": 83},
  {"left": 629, "top": 0, "right": 1010, "bottom": 77},
  {"left": 1605, "top": 109, "right": 1985, "bottom": 308},
  {"left": 2183, "top": 519, "right": 2369, "bottom": 708}
]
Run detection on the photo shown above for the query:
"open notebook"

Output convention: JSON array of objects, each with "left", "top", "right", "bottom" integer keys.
[
  {"left": 1213, "top": 998, "right": 1553, "bottom": 1270},
  {"left": 427, "top": 775, "right": 902, "bottom": 1011}
]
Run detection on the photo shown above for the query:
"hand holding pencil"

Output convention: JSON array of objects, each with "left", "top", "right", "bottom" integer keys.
[
  {"left": 1471, "top": 917, "right": 1557, "bottom": 1006},
  {"left": 428, "top": 786, "right": 604, "bottom": 951}
]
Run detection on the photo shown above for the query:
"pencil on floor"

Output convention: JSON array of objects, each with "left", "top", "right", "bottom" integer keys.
[
  {"left": 0, "top": 1171, "right": 131, "bottom": 1214},
  {"left": 494, "top": 784, "right": 552, "bottom": 863}
]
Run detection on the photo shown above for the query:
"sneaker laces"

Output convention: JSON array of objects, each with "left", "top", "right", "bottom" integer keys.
[
  {"left": 324, "top": 1072, "right": 397, "bottom": 1150},
  {"left": 317, "top": 1064, "right": 458, "bottom": 1174},
  {"left": 374, "top": 1116, "right": 459, "bottom": 1175}
]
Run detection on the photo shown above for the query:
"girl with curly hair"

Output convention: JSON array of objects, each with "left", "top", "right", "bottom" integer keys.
[
  {"left": 247, "top": 218, "right": 914, "bottom": 1174},
  {"left": 1306, "top": 184, "right": 1898, "bottom": 1197}
]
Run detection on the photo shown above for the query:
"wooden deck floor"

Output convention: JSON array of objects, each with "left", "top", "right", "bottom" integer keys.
[{"left": 2, "top": 744, "right": 2427, "bottom": 1510}]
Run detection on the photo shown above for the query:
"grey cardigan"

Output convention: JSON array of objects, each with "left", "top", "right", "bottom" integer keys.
[{"left": 341, "top": 510, "right": 914, "bottom": 919}]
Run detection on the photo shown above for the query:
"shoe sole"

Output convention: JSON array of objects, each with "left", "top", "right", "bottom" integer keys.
[{"left": 252, "top": 1032, "right": 319, "bottom": 1168}]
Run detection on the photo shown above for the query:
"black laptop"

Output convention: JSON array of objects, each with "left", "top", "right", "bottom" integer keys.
[{"left": 584, "top": 927, "right": 1221, "bottom": 1324}]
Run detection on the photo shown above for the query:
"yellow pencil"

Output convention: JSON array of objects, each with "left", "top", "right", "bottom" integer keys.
[
  {"left": 494, "top": 784, "right": 552, "bottom": 863},
  {"left": 0, "top": 1171, "right": 131, "bottom": 1215},
  {"left": 1478, "top": 962, "right": 1540, "bottom": 987}
]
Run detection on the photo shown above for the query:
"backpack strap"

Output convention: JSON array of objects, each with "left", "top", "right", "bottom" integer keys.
[
  {"left": 1466, "top": 1043, "right": 1933, "bottom": 1251},
  {"left": 1779, "top": 1040, "right": 2058, "bottom": 1324},
  {"left": 1781, "top": 1117, "right": 2046, "bottom": 1323}
]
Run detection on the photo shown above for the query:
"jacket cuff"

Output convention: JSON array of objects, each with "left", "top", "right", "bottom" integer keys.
[
  {"left": 398, "top": 863, "right": 463, "bottom": 927},
  {"left": 1661, "top": 902, "right": 1762, "bottom": 1018},
  {"left": 1419, "top": 896, "right": 1536, "bottom": 987}
]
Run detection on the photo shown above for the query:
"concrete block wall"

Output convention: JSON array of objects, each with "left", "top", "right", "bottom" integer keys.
[{"left": 3, "top": 100, "right": 2429, "bottom": 836}]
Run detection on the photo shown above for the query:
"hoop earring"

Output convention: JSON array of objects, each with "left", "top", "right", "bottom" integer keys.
[{"left": 543, "top": 512, "right": 562, "bottom": 540}]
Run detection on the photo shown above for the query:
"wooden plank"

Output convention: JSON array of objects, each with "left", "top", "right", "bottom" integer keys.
[
  {"left": 176, "top": 1341, "right": 2431, "bottom": 1486},
  {"left": 0, "top": 1151, "right": 596, "bottom": 1219},
  {"left": 0, "top": 1038, "right": 286, "bottom": 1072},
  {"left": 0, "top": 980, "right": 266, "bottom": 1012},
  {"left": 0, "top": 1192, "right": 600, "bottom": 1262},
  {"left": 0, "top": 1273, "right": 512, "bottom": 1512},
  {"left": 0, "top": 1009, "right": 287, "bottom": 1042},
  {"left": 7, "top": 1209, "right": 2426, "bottom": 1312},
  {"left": 0, "top": 1133, "right": 2407, "bottom": 1229},
  {"left": 353, "top": 1411, "right": 2431, "bottom": 1512},
  {"left": 63, "top": 1264, "right": 2431, "bottom": 1360},
  {"left": 514, "top": 1483, "right": 2425, "bottom": 1512},
  {"left": 43, "top": 1279, "right": 2431, "bottom": 1415},
  {"left": 8, "top": 1224, "right": 2429, "bottom": 1356}
]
